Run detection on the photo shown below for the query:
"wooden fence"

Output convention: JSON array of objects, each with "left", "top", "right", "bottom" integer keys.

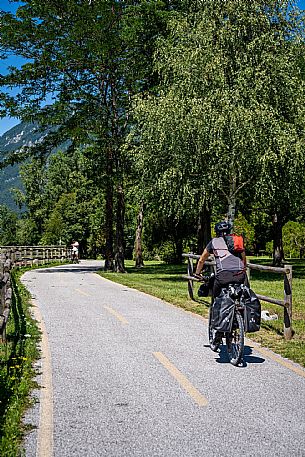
[
  {"left": 0, "top": 245, "right": 73, "bottom": 342},
  {"left": 0, "top": 254, "right": 13, "bottom": 343},
  {"left": 0, "top": 245, "right": 73, "bottom": 266},
  {"left": 182, "top": 253, "right": 293, "bottom": 340}
]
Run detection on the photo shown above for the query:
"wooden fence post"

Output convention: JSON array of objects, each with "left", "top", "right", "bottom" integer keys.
[
  {"left": 0, "top": 257, "right": 4, "bottom": 342},
  {"left": 187, "top": 256, "right": 194, "bottom": 300},
  {"left": 283, "top": 264, "right": 293, "bottom": 340},
  {"left": 246, "top": 263, "right": 251, "bottom": 284}
]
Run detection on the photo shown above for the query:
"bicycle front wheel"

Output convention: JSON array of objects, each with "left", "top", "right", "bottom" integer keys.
[{"left": 226, "top": 310, "right": 244, "bottom": 366}]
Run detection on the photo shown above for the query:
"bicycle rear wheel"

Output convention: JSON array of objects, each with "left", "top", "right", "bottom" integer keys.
[{"left": 226, "top": 310, "right": 244, "bottom": 366}]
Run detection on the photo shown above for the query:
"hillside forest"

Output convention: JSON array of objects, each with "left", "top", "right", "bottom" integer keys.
[{"left": 1, "top": 0, "right": 305, "bottom": 270}]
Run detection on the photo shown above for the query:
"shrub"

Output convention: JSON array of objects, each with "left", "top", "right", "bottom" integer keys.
[{"left": 282, "top": 221, "right": 305, "bottom": 258}]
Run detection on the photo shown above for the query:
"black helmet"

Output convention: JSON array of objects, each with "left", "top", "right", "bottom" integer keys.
[{"left": 215, "top": 221, "right": 232, "bottom": 237}]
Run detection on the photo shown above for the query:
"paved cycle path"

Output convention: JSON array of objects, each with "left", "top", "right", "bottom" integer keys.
[{"left": 22, "top": 261, "right": 305, "bottom": 457}]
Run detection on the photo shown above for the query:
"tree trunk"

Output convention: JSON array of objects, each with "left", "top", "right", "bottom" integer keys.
[
  {"left": 135, "top": 201, "right": 144, "bottom": 268},
  {"left": 197, "top": 204, "right": 212, "bottom": 253},
  {"left": 227, "top": 199, "right": 236, "bottom": 228},
  {"left": 272, "top": 213, "right": 284, "bottom": 267},
  {"left": 174, "top": 237, "right": 183, "bottom": 264},
  {"left": 104, "top": 150, "right": 114, "bottom": 271},
  {"left": 114, "top": 184, "right": 126, "bottom": 273},
  {"left": 227, "top": 174, "right": 237, "bottom": 228}
]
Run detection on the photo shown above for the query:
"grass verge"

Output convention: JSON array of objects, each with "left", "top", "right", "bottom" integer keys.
[
  {"left": 0, "top": 268, "right": 41, "bottom": 456},
  {"left": 100, "top": 258, "right": 305, "bottom": 368}
]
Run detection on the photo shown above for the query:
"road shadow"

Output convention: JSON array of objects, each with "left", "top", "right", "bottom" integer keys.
[
  {"left": 34, "top": 263, "right": 103, "bottom": 274},
  {"left": 204, "top": 344, "right": 265, "bottom": 367}
]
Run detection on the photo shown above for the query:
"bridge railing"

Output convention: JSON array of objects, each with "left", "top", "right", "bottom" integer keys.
[
  {"left": 0, "top": 245, "right": 73, "bottom": 342},
  {"left": 182, "top": 253, "right": 293, "bottom": 340}
]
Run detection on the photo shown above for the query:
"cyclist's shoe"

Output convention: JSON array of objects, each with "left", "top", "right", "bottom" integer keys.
[{"left": 210, "top": 331, "right": 222, "bottom": 352}]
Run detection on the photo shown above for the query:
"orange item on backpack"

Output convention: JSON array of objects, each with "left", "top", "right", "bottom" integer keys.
[{"left": 224, "top": 234, "right": 244, "bottom": 253}]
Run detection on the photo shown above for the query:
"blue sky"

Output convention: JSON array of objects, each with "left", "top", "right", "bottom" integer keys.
[{"left": 1, "top": 0, "right": 305, "bottom": 136}]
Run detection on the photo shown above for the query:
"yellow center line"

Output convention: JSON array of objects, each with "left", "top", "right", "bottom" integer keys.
[
  {"left": 153, "top": 352, "right": 208, "bottom": 407},
  {"left": 104, "top": 306, "right": 129, "bottom": 325},
  {"left": 75, "top": 288, "right": 91, "bottom": 297}
]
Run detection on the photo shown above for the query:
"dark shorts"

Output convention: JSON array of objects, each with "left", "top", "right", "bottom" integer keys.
[{"left": 213, "top": 270, "right": 246, "bottom": 298}]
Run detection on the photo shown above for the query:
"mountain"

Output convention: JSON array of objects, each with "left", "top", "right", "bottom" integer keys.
[
  {"left": 0, "top": 121, "right": 46, "bottom": 210},
  {"left": 1, "top": 121, "right": 71, "bottom": 211}
]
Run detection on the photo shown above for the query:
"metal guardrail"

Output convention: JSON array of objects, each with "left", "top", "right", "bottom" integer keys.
[{"left": 182, "top": 253, "right": 293, "bottom": 340}]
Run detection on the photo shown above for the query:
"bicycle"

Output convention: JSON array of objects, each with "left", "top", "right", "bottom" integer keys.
[
  {"left": 71, "top": 250, "right": 79, "bottom": 264},
  {"left": 208, "top": 283, "right": 245, "bottom": 366},
  {"left": 72, "top": 254, "right": 79, "bottom": 263}
]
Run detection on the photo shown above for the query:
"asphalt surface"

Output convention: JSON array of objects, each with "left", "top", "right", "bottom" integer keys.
[{"left": 21, "top": 260, "right": 305, "bottom": 457}]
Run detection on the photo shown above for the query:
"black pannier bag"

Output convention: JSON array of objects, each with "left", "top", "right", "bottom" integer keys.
[
  {"left": 211, "top": 289, "right": 235, "bottom": 332},
  {"left": 198, "top": 282, "right": 210, "bottom": 297},
  {"left": 242, "top": 287, "right": 261, "bottom": 333}
]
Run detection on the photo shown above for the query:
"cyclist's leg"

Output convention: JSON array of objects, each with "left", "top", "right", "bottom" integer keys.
[{"left": 209, "top": 279, "right": 223, "bottom": 350}]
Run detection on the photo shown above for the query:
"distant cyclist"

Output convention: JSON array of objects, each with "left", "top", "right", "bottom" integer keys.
[
  {"left": 194, "top": 221, "right": 247, "bottom": 299},
  {"left": 71, "top": 240, "right": 80, "bottom": 263}
]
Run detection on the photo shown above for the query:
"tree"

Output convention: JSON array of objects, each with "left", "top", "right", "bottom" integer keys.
[
  {"left": 134, "top": 201, "right": 144, "bottom": 268},
  {"left": 14, "top": 157, "right": 48, "bottom": 243},
  {"left": 0, "top": 0, "right": 181, "bottom": 270},
  {"left": 132, "top": 0, "right": 305, "bottom": 264},
  {"left": 0, "top": 205, "right": 18, "bottom": 245},
  {"left": 282, "top": 221, "right": 305, "bottom": 258}
]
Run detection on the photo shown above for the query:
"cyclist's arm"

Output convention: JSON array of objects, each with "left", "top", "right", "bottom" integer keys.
[
  {"left": 241, "top": 251, "right": 247, "bottom": 267},
  {"left": 195, "top": 248, "right": 210, "bottom": 276}
]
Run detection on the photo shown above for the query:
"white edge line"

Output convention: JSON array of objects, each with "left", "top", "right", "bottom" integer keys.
[{"left": 31, "top": 299, "right": 54, "bottom": 457}]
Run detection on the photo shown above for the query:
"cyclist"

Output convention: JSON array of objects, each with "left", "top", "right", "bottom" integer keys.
[
  {"left": 194, "top": 221, "right": 247, "bottom": 347},
  {"left": 71, "top": 240, "right": 80, "bottom": 263},
  {"left": 194, "top": 221, "right": 247, "bottom": 299}
]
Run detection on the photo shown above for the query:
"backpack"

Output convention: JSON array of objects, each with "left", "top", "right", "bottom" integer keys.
[
  {"left": 212, "top": 236, "right": 244, "bottom": 273},
  {"left": 224, "top": 234, "right": 244, "bottom": 254}
]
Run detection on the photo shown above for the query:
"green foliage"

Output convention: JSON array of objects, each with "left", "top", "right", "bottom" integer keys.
[
  {"left": 0, "top": 205, "right": 17, "bottom": 245},
  {"left": 41, "top": 193, "right": 80, "bottom": 245},
  {"left": 1, "top": 0, "right": 305, "bottom": 266},
  {"left": 155, "top": 241, "right": 178, "bottom": 264},
  {"left": 132, "top": 0, "right": 305, "bottom": 263},
  {"left": 282, "top": 221, "right": 305, "bottom": 258},
  {"left": 265, "top": 241, "right": 273, "bottom": 257},
  {"left": 0, "top": 0, "right": 182, "bottom": 267},
  {"left": 16, "top": 218, "right": 39, "bottom": 246}
]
